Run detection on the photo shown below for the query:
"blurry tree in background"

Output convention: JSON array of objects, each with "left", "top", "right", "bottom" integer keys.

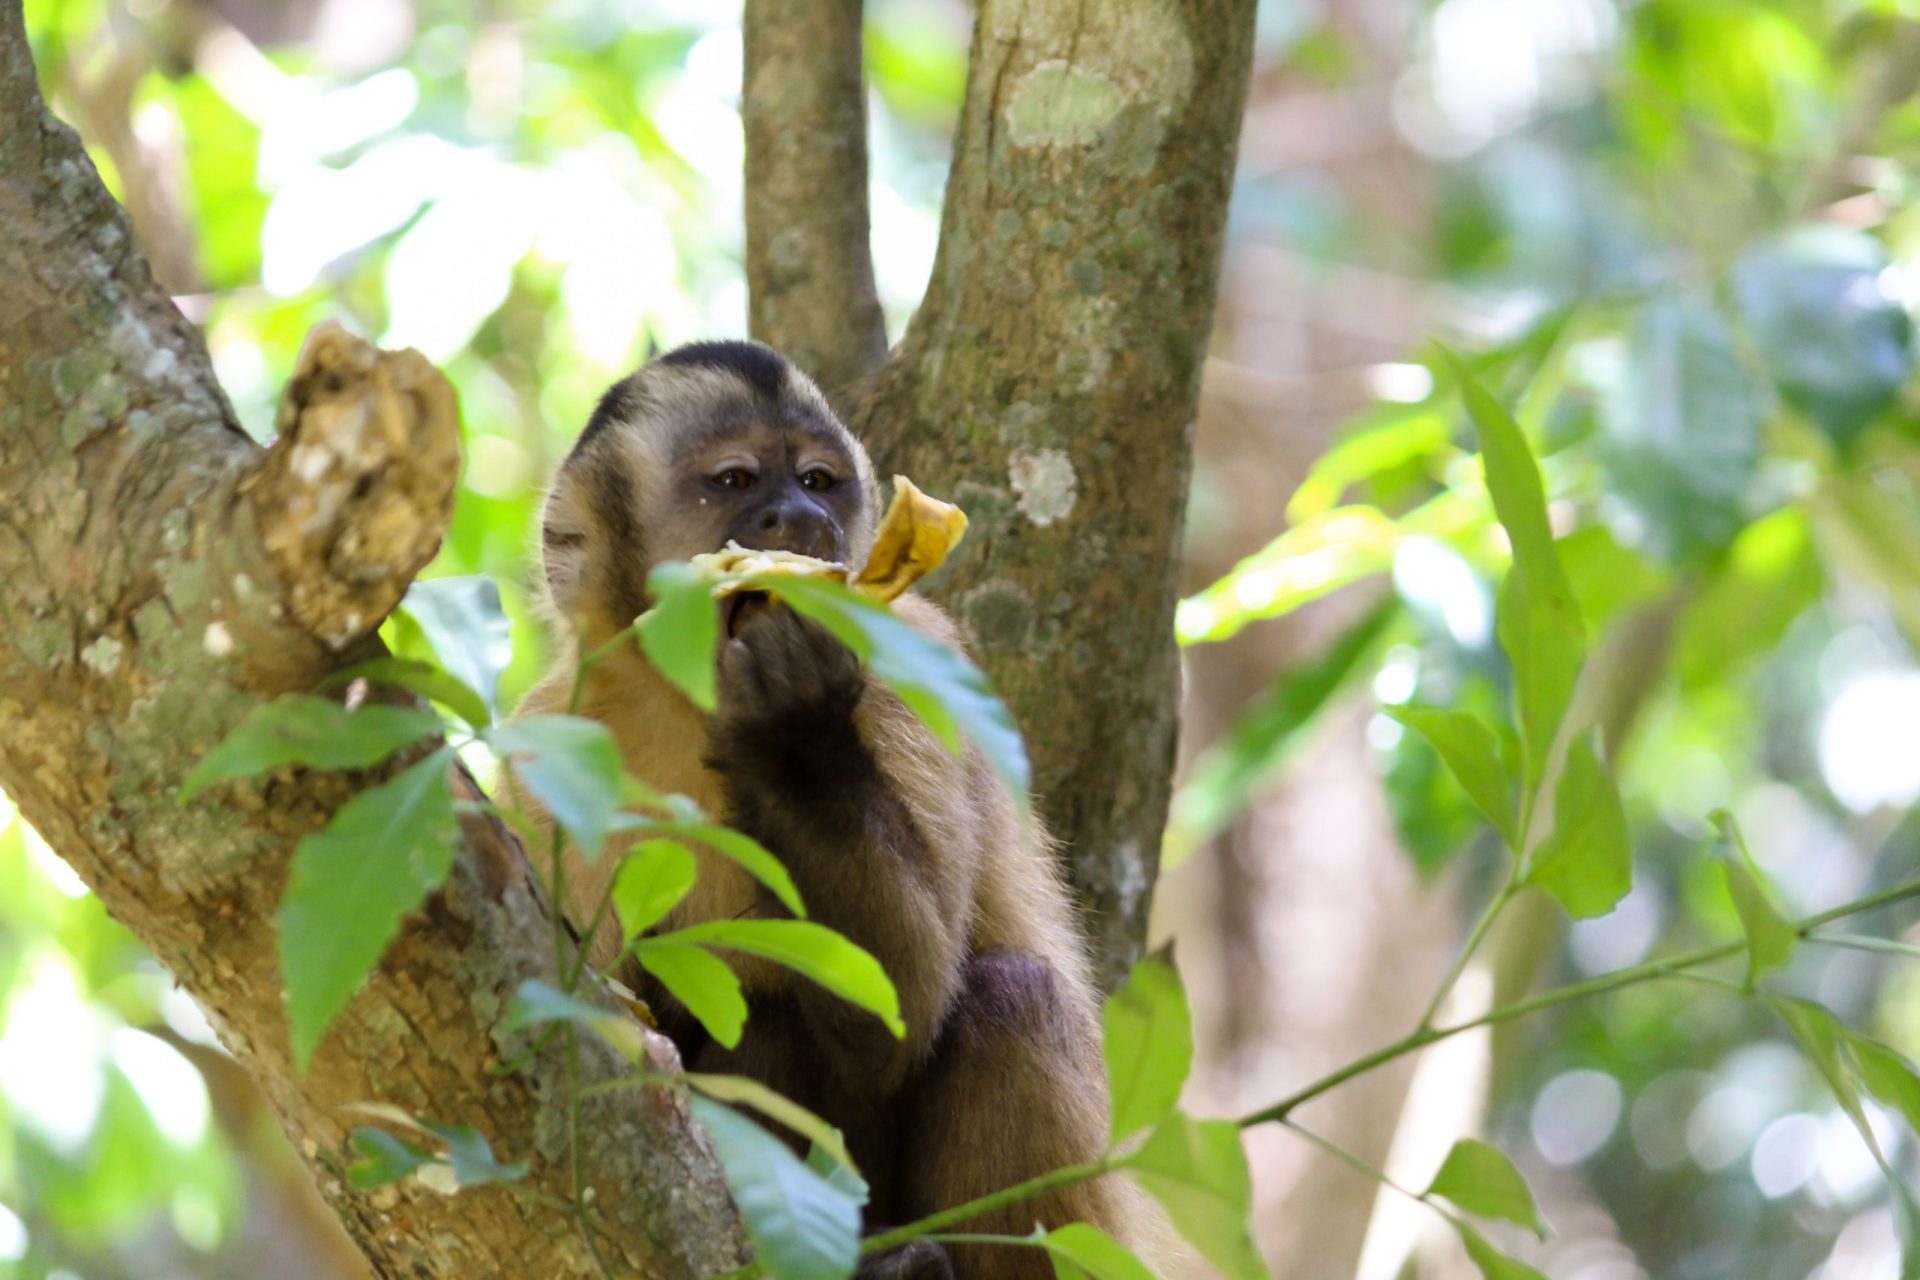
[{"left": 13, "top": 0, "right": 1920, "bottom": 1278}]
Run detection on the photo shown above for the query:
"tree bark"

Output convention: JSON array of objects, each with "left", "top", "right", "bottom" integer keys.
[
  {"left": 851, "top": 0, "right": 1258, "bottom": 988},
  {"left": 743, "top": 0, "right": 887, "bottom": 405},
  {"left": 1, "top": 0, "right": 1258, "bottom": 1269},
  {"left": 0, "top": 5, "right": 745, "bottom": 1274}
]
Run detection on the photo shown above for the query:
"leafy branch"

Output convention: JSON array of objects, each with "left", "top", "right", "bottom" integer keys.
[
  {"left": 1242, "top": 875, "right": 1920, "bottom": 1129},
  {"left": 179, "top": 349, "right": 1920, "bottom": 1280}
]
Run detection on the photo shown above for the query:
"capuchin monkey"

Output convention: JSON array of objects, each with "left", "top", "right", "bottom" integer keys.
[{"left": 516, "top": 341, "right": 1152, "bottom": 1280}]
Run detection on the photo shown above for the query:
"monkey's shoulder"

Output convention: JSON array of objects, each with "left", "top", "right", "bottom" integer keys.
[{"left": 883, "top": 591, "right": 965, "bottom": 650}]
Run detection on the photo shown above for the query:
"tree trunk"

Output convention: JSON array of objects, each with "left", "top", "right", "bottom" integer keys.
[
  {"left": 0, "top": 7, "right": 744, "bottom": 1274},
  {"left": 747, "top": 0, "right": 1258, "bottom": 989},
  {"left": 0, "top": 0, "right": 1255, "bottom": 1271}
]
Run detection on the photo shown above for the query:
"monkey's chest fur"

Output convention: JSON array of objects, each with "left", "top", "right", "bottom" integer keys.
[{"left": 551, "top": 651, "right": 778, "bottom": 982}]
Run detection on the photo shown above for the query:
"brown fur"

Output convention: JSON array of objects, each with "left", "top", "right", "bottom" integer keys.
[{"left": 516, "top": 342, "right": 1154, "bottom": 1278}]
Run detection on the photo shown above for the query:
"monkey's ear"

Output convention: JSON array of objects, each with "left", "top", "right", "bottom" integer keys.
[{"left": 538, "top": 481, "right": 591, "bottom": 619}]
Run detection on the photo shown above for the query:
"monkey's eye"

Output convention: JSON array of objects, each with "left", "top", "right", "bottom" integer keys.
[
  {"left": 712, "top": 468, "right": 756, "bottom": 491},
  {"left": 798, "top": 468, "right": 836, "bottom": 492}
]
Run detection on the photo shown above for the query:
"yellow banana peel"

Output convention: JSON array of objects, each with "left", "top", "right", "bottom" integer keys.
[
  {"left": 691, "top": 475, "right": 967, "bottom": 602},
  {"left": 853, "top": 475, "right": 969, "bottom": 602}
]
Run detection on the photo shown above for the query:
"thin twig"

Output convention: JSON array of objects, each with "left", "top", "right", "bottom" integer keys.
[
  {"left": 1279, "top": 1118, "right": 1430, "bottom": 1208},
  {"left": 859, "top": 1160, "right": 1113, "bottom": 1255},
  {"left": 1805, "top": 932, "right": 1920, "bottom": 960},
  {"left": 1417, "top": 874, "right": 1517, "bottom": 1032},
  {"left": 1241, "top": 877, "right": 1920, "bottom": 1127}
]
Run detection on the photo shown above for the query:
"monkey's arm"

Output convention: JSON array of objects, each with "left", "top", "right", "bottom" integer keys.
[{"left": 704, "top": 606, "right": 979, "bottom": 1091}]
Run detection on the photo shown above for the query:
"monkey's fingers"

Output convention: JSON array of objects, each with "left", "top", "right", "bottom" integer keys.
[
  {"left": 723, "top": 608, "right": 861, "bottom": 719},
  {"left": 854, "top": 475, "right": 968, "bottom": 602}
]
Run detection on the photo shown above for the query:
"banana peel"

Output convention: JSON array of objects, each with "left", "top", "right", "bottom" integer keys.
[
  {"left": 854, "top": 476, "right": 969, "bottom": 602},
  {"left": 691, "top": 475, "right": 967, "bottom": 602}
]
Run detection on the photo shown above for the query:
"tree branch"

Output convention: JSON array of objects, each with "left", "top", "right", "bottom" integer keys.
[
  {"left": 0, "top": 4, "right": 747, "bottom": 1272},
  {"left": 853, "top": 0, "right": 1259, "bottom": 988},
  {"left": 743, "top": 0, "right": 886, "bottom": 404}
]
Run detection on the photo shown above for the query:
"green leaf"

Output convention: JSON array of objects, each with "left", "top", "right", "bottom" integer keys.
[
  {"left": 419, "top": 1121, "right": 528, "bottom": 1187},
  {"left": 325, "top": 656, "right": 492, "bottom": 731},
  {"left": 1385, "top": 706, "right": 1519, "bottom": 851},
  {"left": 486, "top": 716, "right": 624, "bottom": 859},
  {"left": 638, "top": 561, "right": 721, "bottom": 711},
  {"left": 1557, "top": 525, "right": 1669, "bottom": 632},
  {"left": 1897, "top": 1187, "right": 1920, "bottom": 1280},
  {"left": 1036, "top": 1223, "right": 1158, "bottom": 1280},
  {"left": 1599, "top": 293, "right": 1765, "bottom": 564},
  {"left": 347, "top": 1128, "right": 433, "bottom": 1190},
  {"left": 686, "top": 1073, "right": 856, "bottom": 1171},
  {"left": 497, "top": 979, "right": 647, "bottom": 1061},
  {"left": 402, "top": 576, "right": 513, "bottom": 717},
  {"left": 1286, "top": 404, "right": 1452, "bottom": 524},
  {"left": 498, "top": 979, "right": 615, "bottom": 1034},
  {"left": 1176, "top": 505, "right": 1405, "bottom": 645},
  {"left": 758, "top": 574, "right": 1030, "bottom": 805},
  {"left": 1773, "top": 994, "right": 1920, "bottom": 1279},
  {"left": 1123, "top": 1113, "right": 1266, "bottom": 1280},
  {"left": 635, "top": 941, "right": 748, "bottom": 1049},
  {"left": 1453, "top": 1220, "right": 1549, "bottom": 1280},
  {"left": 1382, "top": 696, "right": 1495, "bottom": 876},
  {"left": 1769, "top": 996, "right": 1882, "bottom": 1162},
  {"left": 689, "top": 1096, "right": 862, "bottom": 1280},
  {"left": 278, "top": 748, "right": 458, "bottom": 1070},
  {"left": 1445, "top": 350, "right": 1586, "bottom": 792},
  {"left": 613, "top": 839, "right": 700, "bottom": 939},
  {"left": 805, "top": 1142, "right": 870, "bottom": 1208},
  {"left": 1812, "top": 474, "right": 1920, "bottom": 653},
  {"left": 1849, "top": 1034, "right": 1920, "bottom": 1140},
  {"left": 1101, "top": 957, "right": 1194, "bottom": 1145},
  {"left": 1731, "top": 226, "right": 1911, "bottom": 447},
  {"left": 1675, "top": 509, "right": 1822, "bottom": 690},
  {"left": 665, "top": 919, "right": 904, "bottom": 1039},
  {"left": 1165, "top": 600, "right": 1396, "bottom": 866},
  {"left": 618, "top": 818, "right": 805, "bottom": 919},
  {"left": 182, "top": 695, "right": 442, "bottom": 800},
  {"left": 1711, "top": 810, "right": 1795, "bottom": 985},
  {"left": 169, "top": 76, "right": 267, "bottom": 289},
  {"left": 1524, "top": 732, "right": 1630, "bottom": 918},
  {"left": 1425, "top": 1139, "right": 1548, "bottom": 1240}
]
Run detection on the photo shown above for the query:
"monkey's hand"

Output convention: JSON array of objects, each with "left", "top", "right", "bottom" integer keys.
[{"left": 712, "top": 605, "right": 864, "bottom": 734}]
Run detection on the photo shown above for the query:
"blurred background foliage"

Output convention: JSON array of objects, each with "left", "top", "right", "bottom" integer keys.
[{"left": 11, "top": 0, "right": 1920, "bottom": 1277}]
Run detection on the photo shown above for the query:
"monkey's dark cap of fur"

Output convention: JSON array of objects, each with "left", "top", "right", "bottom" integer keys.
[{"left": 655, "top": 340, "right": 790, "bottom": 402}]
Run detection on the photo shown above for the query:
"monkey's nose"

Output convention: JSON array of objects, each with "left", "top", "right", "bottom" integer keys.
[{"left": 746, "top": 499, "right": 838, "bottom": 560}]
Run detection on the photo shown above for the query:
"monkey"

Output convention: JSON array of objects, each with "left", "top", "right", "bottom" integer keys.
[{"left": 515, "top": 341, "right": 1155, "bottom": 1280}]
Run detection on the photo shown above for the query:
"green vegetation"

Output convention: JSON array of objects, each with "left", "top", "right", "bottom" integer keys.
[{"left": 12, "top": 0, "right": 1920, "bottom": 1277}]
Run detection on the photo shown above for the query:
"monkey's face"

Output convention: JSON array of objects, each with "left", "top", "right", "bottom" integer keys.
[
  {"left": 540, "top": 342, "right": 881, "bottom": 638},
  {"left": 655, "top": 417, "right": 867, "bottom": 567}
]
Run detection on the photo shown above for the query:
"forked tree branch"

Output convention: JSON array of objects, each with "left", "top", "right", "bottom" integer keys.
[
  {"left": 0, "top": 4, "right": 746, "bottom": 1273},
  {"left": 743, "top": 0, "right": 887, "bottom": 403}
]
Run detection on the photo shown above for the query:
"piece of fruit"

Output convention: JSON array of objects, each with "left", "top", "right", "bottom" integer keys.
[
  {"left": 854, "top": 475, "right": 969, "bottom": 602},
  {"left": 690, "top": 476, "right": 968, "bottom": 604}
]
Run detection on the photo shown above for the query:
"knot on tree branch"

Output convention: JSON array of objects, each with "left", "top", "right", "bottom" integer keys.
[{"left": 248, "top": 323, "right": 460, "bottom": 650}]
